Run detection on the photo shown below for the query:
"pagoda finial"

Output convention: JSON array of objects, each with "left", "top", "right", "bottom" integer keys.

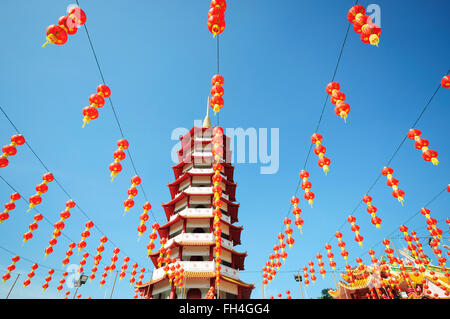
[{"left": 203, "top": 96, "right": 211, "bottom": 128}]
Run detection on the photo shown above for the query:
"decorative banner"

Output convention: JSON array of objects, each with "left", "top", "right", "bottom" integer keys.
[
  {"left": 78, "top": 220, "right": 94, "bottom": 252},
  {"left": 62, "top": 242, "right": 77, "bottom": 266},
  {"left": 311, "top": 133, "right": 330, "bottom": 174},
  {"left": 44, "top": 200, "right": 76, "bottom": 257},
  {"left": 28, "top": 172, "right": 54, "bottom": 212},
  {"left": 207, "top": 0, "right": 227, "bottom": 37},
  {"left": 23, "top": 213, "right": 44, "bottom": 243},
  {"left": 23, "top": 263, "right": 38, "bottom": 288},
  {"left": 56, "top": 271, "right": 68, "bottom": 292},
  {"left": 109, "top": 139, "right": 129, "bottom": 181},
  {"left": 326, "top": 81, "right": 350, "bottom": 122},
  {"left": 347, "top": 215, "right": 364, "bottom": 247},
  {"left": 407, "top": 129, "right": 439, "bottom": 165},
  {"left": 0, "top": 192, "right": 21, "bottom": 223},
  {"left": 381, "top": 167, "right": 405, "bottom": 205},
  {"left": 347, "top": 5, "right": 381, "bottom": 46},
  {"left": 82, "top": 84, "right": 111, "bottom": 127},
  {"left": 299, "top": 170, "right": 315, "bottom": 207},
  {"left": 362, "top": 195, "right": 382, "bottom": 228},
  {"left": 210, "top": 75, "right": 225, "bottom": 115},
  {"left": 2, "top": 256, "right": 20, "bottom": 282},
  {"left": 119, "top": 256, "right": 130, "bottom": 280},
  {"left": 0, "top": 135, "right": 26, "bottom": 169},
  {"left": 42, "top": 6, "right": 86, "bottom": 47},
  {"left": 124, "top": 176, "right": 141, "bottom": 213},
  {"left": 42, "top": 268, "right": 54, "bottom": 291},
  {"left": 138, "top": 202, "right": 151, "bottom": 240}
]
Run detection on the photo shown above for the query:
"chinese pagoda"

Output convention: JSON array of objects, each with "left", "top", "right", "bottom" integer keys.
[{"left": 137, "top": 111, "right": 254, "bottom": 299}]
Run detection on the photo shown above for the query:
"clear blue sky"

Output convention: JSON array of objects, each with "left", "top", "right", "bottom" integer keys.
[{"left": 0, "top": 0, "right": 449, "bottom": 299}]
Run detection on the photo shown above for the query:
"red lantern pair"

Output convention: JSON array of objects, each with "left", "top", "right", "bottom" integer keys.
[
  {"left": 0, "top": 192, "right": 21, "bottom": 223},
  {"left": 347, "top": 5, "right": 381, "bottom": 46},
  {"left": 311, "top": 133, "right": 331, "bottom": 174},
  {"left": 28, "top": 172, "right": 54, "bottom": 212},
  {"left": 381, "top": 167, "right": 405, "bottom": 205},
  {"left": 382, "top": 239, "right": 397, "bottom": 265},
  {"left": 124, "top": 176, "right": 141, "bottom": 213},
  {"left": 109, "top": 139, "right": 129, "bottom": 181},
  {"left": 362, "top": 195, "right": 382, "bottom": 228},
  {"left": 1, "top": 135, "right": 26, "bottom": 169},
  {"left": 44, "top": 200, "right": 76, "bottom": 257},
  {"left": 23, "top": 213, "right": 44, "bottom": 243},
  {"left": 326, "top": 81, "right": 351, "bottom": 122},
  {"left": 207, "top": 0, "right": 226, "bottom": 37},
  {"left": 82, "top": 84, "right": 111, "bottom": 127},
  {"left": 210, "top": 75, "right": 225, "bottom": 115},
  {"left": 420, "top": 208, "right": 443, "bottom": 242},
  {"left": 42, "top": 6, "right": 87, "bottom": 47},
  {"left": 407, "top": 129, "right": 439, "bottom": 165}
]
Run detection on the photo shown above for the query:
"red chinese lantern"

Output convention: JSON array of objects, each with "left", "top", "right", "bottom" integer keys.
[
  {"left": 1, "top": 135, "right": 26, "bottom": 169},
  {"left": 207, "top": 0, "right": 227, "bottom": 37},
  {"left": 308, "top": 261, "right": 317, "bottom": 284},
  {"left": 67, "top": 6, "right": 87, "bottom": 26},
  {"left": 138, "top": 202, "right": 152, "bottom": 240},
  {"left": 347, "top": 5, "right": 381, "bottom": 46},
  {"left": 302, "top": 266, "right": 309, "bottom": 287},
  {"left": 42, "top": 25, "right": 67, "bottom": 48},
  {"left": 326, "top": 81, "right": 351, "bottom": 122},
  {"left": 382, "top": 239, "right": 397, "bottom": 265},
  {"left": 124, "top": 176, "right": 141, "bottom": 213},
  {"left": 441, "top": 75, "right": 450, "bottom": 88},
  {"left": 311, "top": 133, "right": 330, "bottom": 174},
  {"left": 27, "top": 172, "right": 54, "bottom": 212},
  {"left": 82, "top": 84, "right": 111, "bottom": 127},
  {"left": 299, "top": 170, "right": 315, "bottom": 207},
  {"left": 210, "top": 75, "right": 225, "bottom": 115},
  {"left": 56, "top": 272, "right": 68, "bottom": 292},
  {"left": 420, "top": 208, "right": 443, "bottom": 242},
  {"left": 283, "top": 217, "right": 295, "bottom": 248},
  {"left": 324, "top": 243, "right": 336, "bottom": 270},
  {"left": 2, "top": 256, "right": 20, "bottom": 282},
  {"left": 23, "top": 213, "right": 44, "bottom": 243},
  {"left": 381, "top": 167, "right": 405, "bottom": 205},
  {"left": 44, "top": 200, "right": 75, "bottom": 257},
  {"left": 62, "top": 242, "right": 77, "bottom": 267},
  {"left": 23, "top": 263, "right": 39, "bottom": 288},
  {"left": 78, "top": 220, "right": 94, "bottom": 252},
  {"left": 316, "top": 253, "right": 326, "bottom": 279},
  {"left": 119, "top": 256, "right": 130, "bottom": 280},
  {"left": 109, "top": 139, "right": 129, "bottom": 181},
  {"left": 0, "top": 193, "right": 20, "bottom": 224},
  {"left": 147, "top": 223, "right": 160, "bottom": 256},
  {"left": 137, "top": 267, "right": 146, "bottom": 286},
  {"left": 407, "top": 129, "right": 439, "bottom": 165},
  {"left": 335, "top": 232, "right": 349, "bottom": 261},
  {"left": 361, "top": 23, "right": 381, "bottom": 46},
  {"left": 362, "top": 194, "right": 382, "bottom": 229},
  {"left": 42, "top": 268, "right": 54, "bottom": 291},
  {"left": 289, "top": 196, "right": 305, "bottom": 235},
  {"left": 109, "top": 248, "right": 120, "bottom": 272},
  {"left": 42, "top": 6, "right": 86, "bottom": 48},
  {"left": 347, "top": 215, "right": 364, "bottom": 247},
  {"left": 100, "top": 266, "right": 110, "bottom": 287},
  {"left": 77, "top": 252, "right": 89, "bottom": 274},
  {"left": 58, "top": 16, "right": 78, "bottom": 36}
]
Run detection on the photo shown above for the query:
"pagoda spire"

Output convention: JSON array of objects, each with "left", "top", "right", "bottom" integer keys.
[{"left": 203, "top": 96, "right": 211, "bottom": 128}]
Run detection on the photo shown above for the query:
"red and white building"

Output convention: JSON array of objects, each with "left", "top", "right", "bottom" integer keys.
[{"left": 137, "top": 114, "right": 254, "bottom": 299}]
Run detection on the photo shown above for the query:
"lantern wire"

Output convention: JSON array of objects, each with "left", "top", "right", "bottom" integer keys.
[
  {"left": 0, "top": 106, "right": 147, "bottom": 268},
  {"left": 74, "top": 0, "right": 160, "bottom": 225}
]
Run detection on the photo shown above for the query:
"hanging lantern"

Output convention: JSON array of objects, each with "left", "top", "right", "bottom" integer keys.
[
  {"left": 407, "top": 129, "right": 439, "bottom": 165},
  {"left": 27, "top": 172, "right": 54, "bottom": 212},
  {"left": 2, "top": 256, "right": 20, "bottom": 282},
  {"left": 361, "top": 23, "right": 381, "bottom": 47},
  {"left": 119, "top": 256, "right": 130, "bottom": 280},
  {"left": 382, "top": 239, "right": 397, "bottom": 265},
  {"left": 82, "top": 84, "right": 111, "bottom": 128},
  {"left": 62, "top": 242, "right": 77, "bottom": 267},
  {"left": 289, "top": 196, "right": 305, "bottom": 235},
  {"left": 205, "top": 286, "right": 215, "bottom": 299},
  {"left": 335, "top": 232, "right": 348, "bottom": 261},
  {"left": 381, "top": 167, "right": 405, "bottom": 205},
  {"left": 362, "top": 194, "right": 382, "bottom": 229},
  {"left": 109, "top": 248, "right": 120, "bottom": 272},
  {"left": 207, "top": 0, "right": 226, "bottom": 37},
  {"left": 147, "top": 223, "right": 160, "bottom": 255},
  {"left": 324, "top": 243, "right": 336, "bottom": 270},
  {"left": 58, "top": 16, "right": 78, "bottom": 36},
  {"left": 348, "top": 5, "right": 381, "bottom": 46},
  {"left": 42, "top": 268, "right": 54, "bottom": 291},
  {"left": 137, "top": 267, "right": 146, "bottom": 286},
  {"left": 138, "top": 202, "right": 152, "bottom": 240},
  {"left": 429, "top": 239, "right": 446, "bottom": 267},
  {"left": 109, "top": 139, "right": 129, "bottom": 181},
  {"left": 326, "top": 81, "right": 351, "bottom": 122},
  {"left": 302, "top": 266, "right": 309, "bottom": 287},
  {"left": 308, "top": 261, "right": 317, "bottom": 284},
  {"left": 90, "top": 236, "right": 108, "bottom": 281},
  {"left": 23, "top": 263, "right": 39, "bottom": 288},
  {"left": 56, "top": 272, "right": 68, "bottom": 292},
  {"left": 77, "top": 252, "right": 89, "bottom": 274},
  {"left": 1, "top": 135, "right": 26, "bottom": 169},
  {"left": 42, "top": 6, "right": 86, "bottom": 48},
  {"left": 420, "top": 208, "right": 443, "bottom": 242},
  {"left": 42, "top": 25, "right": 67, "bottom": 48},
  {"left": 100, "top": 266, "right": 110, "bottom": 287},
  {"left": 0, "top": 192, "right": 21, "bottom": 223},
  {"left": 123, "top": 175, "right": 141, "bottom": 213},
  {"left": 347, "top": 5, "right": 365, "bottom": 23},
  {"left": 23, "top": 213, "right": 44, "bottom": 243},
  {"left": 347, "top": 215, "right": 364, "bottom": 247},
  {"left": 44, "top": 200, "right": 75, "bottom": 257},
  {"left": 316, "top": 253, "right": 326, "bottom": 279},
  {"left": 283, "top": 217, "right": 294, "bottom": 248},
  {"left": 78, "top": 220, "right": 94, "bottom": 252},
  {"left": 210, "top": 75, "right": 225, "bottom": 115},
  {"left": 299, "top": 170, "right": 315, "bottom": 207},
  {"left": 311, "top": 133, "right": 330, "bottom": 174},
  {"left": 441, "top": 75, "right": 450, "bottom": 88}
]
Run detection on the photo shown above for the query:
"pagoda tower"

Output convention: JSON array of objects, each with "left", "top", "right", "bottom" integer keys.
[{"left": 137, "top": 111, "right": 254, "bottom": 299}]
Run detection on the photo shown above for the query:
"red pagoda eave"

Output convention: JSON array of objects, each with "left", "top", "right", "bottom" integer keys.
[
  {"left": 162, "top": 192, "right": 239, "bottom": 223},
  {"left": 157, "top": 214, "right": 243, "bottom": 245},
  {"left": 171, "top": 158, "right": 235, "bottom": 182},
  {"left": 177, "top": 136, "right": 230, "bottom": 156}
]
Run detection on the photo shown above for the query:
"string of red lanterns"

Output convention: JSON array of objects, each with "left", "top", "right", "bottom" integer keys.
[
  {"left": 109, "top": 139, "right": 129, "bottom": 182},
  {"left": 299, "top": 170, "right": 315, "bottom": 207},
  {"left": 290, "top": 196, "right": 304, "bottom": 234},
  {"left": 23, "top": 263, "right": 38, "bottom": 288},
  {"left": 77, "top": 252, "right": 89, "bottom": 274},
  {"left": 326, "top": 81, "right": 351, "bottom": 122},
  {"left": 109, "top": 248, "right": 121, "bottom": 273},
  {"left": 42, "top": 6, "right": 86, "bottom": 47},
  {"left": 129, "top": 263, "right": 139, "bottom": 286},
  {"left": 347, "top": 5, "right": 381, "bottom": 47},
  {"left": 77, "top": 220, "right": 94, "bottom": 252},
  {"left": 82, "top": 84, "right": 111, "bottom": 128},
  {"left": 207, "top": 0, "right": 226, "bottom": 37},
  {"left": 22, "top": 213, "right": 43, "bottom": 243},
  {"left": 381, "top": 167, "right": 405, "bottom": 205},
  {"left": 124, "top": 176, "right": 141, "bottom": 213},
  {"left": 311, "top": 133, "right": 331, "bottom": 175},
  {"left": 44, "top": 200, "right": 76, "bottom": 257},
  {"left": 324, "top": 243, "right": 337, "bottom": 270},
  {"left": 27, "top": 172, "right": 55, "bottom": 212},
  {"left": 2, "top": 256, "right": 20, "bottom": 282},
  {"left": 334, "top": 232, "right": 349, "bottom": 261},
  {"left": 210, "top": 75, "right": 225, "bottom": 115},
  {"left": 146, "top": 223, "right": 160, "bottom": 255},
  {"left": 62, "top": 242, "right": 77, "bottom": 267},
  {"left": 0, "top": 134, "right": 26, "bottom": 169},
  {"left": 137, "top": 202, "right": 152, "bottom": 240},
  {"left": 347, "top": 215, "right": 364, "bottom": 247},
  {"left": 56, "top": 271, "right": 68, "bottom": 292},
  {"left": 42, "top": 268, "right": 54, "bottom": 291},
  {"left": 0, "top": 192, "right": 21, "bottom": 223},
  {"left": 362, "top": 195, "right": 382, "bottom": 229},
  {"left": 119, "top": 256, "right": 130, "bottom": 280},
  {"left": 407, "top": 129, "right": 439, "bottom": 165}
]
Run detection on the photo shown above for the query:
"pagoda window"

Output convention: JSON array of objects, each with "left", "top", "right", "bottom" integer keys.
[
  {"left": 194, "top": 162, "right": 212, "bottom": 169},
  {"left": 221, "top": 233, "right": 230, "bottom": 240},
  {"left": 221, "top": 260, "right": 232, "bottom": 267},
  {"left": 179, "top": 179, "right": 190, "bottom": 192},
  {"left": 190, "top": 256, "right": 204, "bottom": 262},
  {"left": 182, "top": 163, "right": 193, "bottom": 173},
  {"left": 189, "top": 203, "right": 210, "bottom": 209},
  {"left": 169, "top": 229, "right": 183, "bottom": 239}
]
